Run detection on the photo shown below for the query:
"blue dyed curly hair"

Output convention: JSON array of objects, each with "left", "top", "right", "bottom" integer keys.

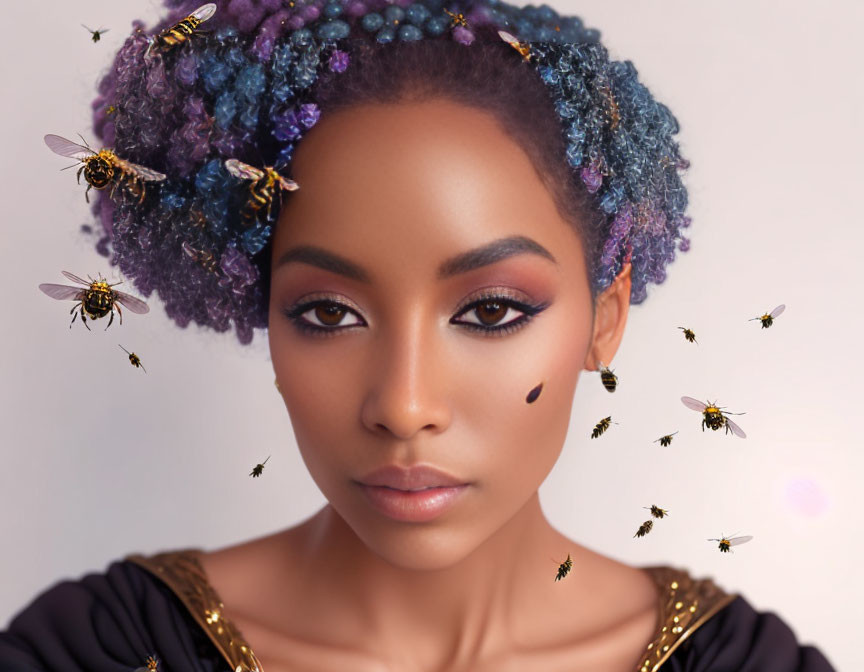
[{"left": 88, "top": 0, "right": 692, "bottom": 345}]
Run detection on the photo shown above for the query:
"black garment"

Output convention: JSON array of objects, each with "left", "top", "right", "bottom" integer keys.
[{"left": 0, "top": 559, "right": 836, "bottom": 671}]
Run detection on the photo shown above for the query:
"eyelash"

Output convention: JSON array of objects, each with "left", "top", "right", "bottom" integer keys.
[{"left": 282, "top": 292, "right": 551, "bottom": 339}]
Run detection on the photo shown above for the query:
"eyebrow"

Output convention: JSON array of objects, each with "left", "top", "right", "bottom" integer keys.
[{"left": 274, "top": 235, "right": 558, "bottom": 282}]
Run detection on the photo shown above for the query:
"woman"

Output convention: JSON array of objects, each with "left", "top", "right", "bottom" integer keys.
[{"left": 0, "top": 0, "right": 836, "bottom": 670}]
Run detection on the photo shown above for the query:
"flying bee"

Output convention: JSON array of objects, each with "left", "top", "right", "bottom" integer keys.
[
  {"left": 224, "top": 159, "right": 299, "bottom": 227},
  {"left": 443, "top": 8, "right": 468, "bottom": 26},
  {"left": 598, "top": 360, "right": 618, "bottom": 393},
  {"left": 750, "top": 304, "right": 785, "bottom": 329},
  {"left": 590, "top": 415, "right": 617, "bottom": 439},
  {"left": 38, "top": 271, "right": 149, "bottom": 331},
  {"left": 44, "top": 134, "right": 166, "bottom": 204},
  {"left": 633, "top": 520, "right": 653, "bottom": 538},
  {"left": 552, "top": 553, "right": 573, "bottom": 581},
  {"left": 82, "top": 25, "right": 109, "bottom": 42},
  {"left": 644, "top": 505, "right": 669, "bottom": 519},
  {"left": 681, "top": 396, "right": 746, "bottom": 438},
  {"left": 134, "top": 655, "right": 160, "bottom": 672},
  {"left": 250, "top": 455, "right": 271, "bottom": 478},
  {"left": 146, "top": 3, "right": 218, "bottom": 57},
  {"left": 708, "top": 534, "right": 753, "bottom": 553},
  {"left": 497, "top": 30, "right": 533, "bottom": 62},
  {"left": 678, "top": 326, "right": 697, "bottom": 344},
  {"left": 118, "top": 345, "right": 147, "bottom": 373},
  {"left": 654, "top": 430, "right": 679, "bottom": 447}
]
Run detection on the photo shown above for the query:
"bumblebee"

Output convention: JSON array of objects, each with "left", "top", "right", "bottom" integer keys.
[
  {"left": 644, "top": 505, "right": 669, "bottom": 519},
  {"left": 678, "top": 326, "right": 697, "bottom": 344},
  {"left": 119, "top": 345, "right": 147, "bottom": 373},
  {"left": 590, "top": 416, "right": 617, "bottom": 439},
  {"left": 44, "top": 134, "right": 166, "bottom": 204},
  {"left": 443, "top": 8, "right": 468, "bottom": 26},
  {"left": 146, "top": 3, "right": 217, "bottom": 57},
  {"left": 681, "top": 396, "right": 746, "bottom": 438},
  {"left": 134, "top": 655, "right": 160, "bottom": 672},
  {"left": 497, "top": 30, "right": 533, "bottom": 62},
  {"left": 653, "top": 431, "right": 679, "bottom": 447},
  {"left": 708, "top": 534, "right": 753, "bottom": 553},
  {"left": 225, "top": 159, "right": 299, "bottom": 227},
  {"left": 633, "top": 520, "right": 653, "bottom": 538},
  {"left": 250, "top": 455, "right": 271, "bottom": 478},
  {"left": 750, "top": 304, "right": 785, "bottom": 329},
  {"left": 598, "top": 361, "right": 618, "bottom": 393},
  {"left": 82, "top": 25, "right": 109, "bottom": 42},
  {"left": 39, "top": 271, "right": 150, "bottom": 331},
  {"left": 553, "top": 553, "right": 573, "bottom": 581}
]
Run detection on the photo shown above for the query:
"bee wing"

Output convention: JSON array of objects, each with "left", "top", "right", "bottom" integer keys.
[
  {"left": 770, "top": 304, "right": 786, "bottom": 318},
  {"left": 82, "top": 24, "right": 94, "bottom": 32},
  {"left": 724, "top": 416, "right": 747, "bottom": 438},
  {"left": 497, "top": 29, "right": 519, "bottom": 45},
  {"left": 61, "top": 270, "right": 91, "bottom": 286},
  {"left": 38, "top": 284, "right": 85, "bottom": 301},
  {"left": 728, "top": 535, "right": 753, "bottom": 546},
  {"left": 113, "top": 157, "right": 167, "bottom": 182},
  {"left": 192, "top": 3, "right": 218, "bottom": 22},
  {"left": 681, "top": 396, "right": 707, "bottom": 412},
  {"left": 114, "top": 290, "right": 150, "bottom": 314},
  {"left": 44, "top": 134, "right": 95, "bottom": 160},
  {"left": 277, "top": 175, "right": 300, "bottom": 191},
  {"left": 225, "top": 158, "right": 264, "bottom": 181}
]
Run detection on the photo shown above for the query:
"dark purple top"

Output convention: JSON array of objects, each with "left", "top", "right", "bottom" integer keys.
[{"left": 0, "top": 559, "right": 836, "bottom": 671}]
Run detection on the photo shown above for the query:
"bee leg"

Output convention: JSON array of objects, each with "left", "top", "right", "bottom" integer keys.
[
  {"left": 82, "top": 310, "right": 92, "bottom": 332},
  {"left": 85, "top": 184, "right": 91, "bottom": 204},
  {"left": 76, "top": 165, "right": 84, "bottom": 185},
  {"left": 116, "top": 303, "right": 124, "bottom": 326}
]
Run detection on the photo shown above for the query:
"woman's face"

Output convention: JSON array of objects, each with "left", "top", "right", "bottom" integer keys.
[{"left": 268, "top": 98, "right": 607, "bottom": 569}]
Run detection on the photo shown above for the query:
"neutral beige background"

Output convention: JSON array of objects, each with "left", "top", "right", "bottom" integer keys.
[{"left": 1, "top": 0, "right": 860, "bottom": 668}]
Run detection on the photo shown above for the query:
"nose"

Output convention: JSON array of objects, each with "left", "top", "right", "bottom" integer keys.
[{"left": 360, "top": 314, "right": 452, "bottom": 440}]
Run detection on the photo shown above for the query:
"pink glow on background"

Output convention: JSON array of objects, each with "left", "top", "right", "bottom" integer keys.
[{"left": 784, "top": 478, "right": 831, "bottom": 516}]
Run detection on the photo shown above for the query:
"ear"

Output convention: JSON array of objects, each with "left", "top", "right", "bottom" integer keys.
[{"left": 583, "top": 262, "right": 632, "bottom": 371}]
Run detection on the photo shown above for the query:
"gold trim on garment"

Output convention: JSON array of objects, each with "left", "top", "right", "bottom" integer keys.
[
  {"left": 636, "top": 566, "right": 738, "bottom": 672},
  {"left": 125, "top": 549, "right": 263, "bottom": 672}
]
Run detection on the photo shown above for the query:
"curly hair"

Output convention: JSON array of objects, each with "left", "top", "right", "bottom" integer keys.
[{"left": 87, "top": 0, "right": 692, "bottom": 345}]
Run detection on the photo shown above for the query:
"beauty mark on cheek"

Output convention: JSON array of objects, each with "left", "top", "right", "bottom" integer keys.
[{"left": 526, "top": 382, "right": 543, "bottom": 404}]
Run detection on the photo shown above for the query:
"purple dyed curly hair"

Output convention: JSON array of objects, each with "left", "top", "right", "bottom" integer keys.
[{"left": 88, "top": 0, "right": 692, "bottom": 345}]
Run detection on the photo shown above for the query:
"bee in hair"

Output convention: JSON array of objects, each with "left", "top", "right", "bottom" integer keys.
[
  {"left": 497, "top": 30, "right": 533, "bottom": 62},
  {"left": 749, "top": 304, "right": 785, "bottom": 329},
  {"left": 654, "top": 431, "right": 679, "bottom": 447},
  {"left": 182, "top": 241, "right": 221, "bottom": 274},
  {"left": 598, "top": 360, "right": 618, "bottom": 393},
  {"left": 443, "top": 8, "right": 468, "bottom": 26},
  {"left": 38, "top": 271, "right": 149, "bottom": 331},
  {"left": 250, "top": 456, "right": 271, "bottom": 478},
  {"left": 681, "top": 397, "right": 746, "bottom": 438},
  {"left": 678, "top": 326, "right": 697, "bottom": 344},
  {"left": 633, "top": 520, "right": 653, "bottom": 538},
  {"left": 590, "top": 416, "right": 617, "bottom": 439},
  {"left": 44, "top": 134, "right": 166, "bottom": 204},
  {"left": 118, "top": 345, "right": 147, "bottom": 373},
  {"left": 644, "top": 505, "right": 669, "bottom": 519},
  {"left": 224, "top": 159, "right": 299, "bottom": 227},
  {"left": 82, "top": 25, "right": 109, "bottom": 43},
  {"left": 134, "top": 654, "right": 160, "bottom": 672},
  {"left": 708, "top": 534, "right": 753, "bottom": 553},
  {"left": 145, "top": 3, "right": 217, "bottom": 57}
]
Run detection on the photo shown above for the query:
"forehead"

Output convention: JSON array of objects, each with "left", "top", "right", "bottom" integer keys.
[{"left": 273, "top": 99, "right": 583, "bottom": 283}]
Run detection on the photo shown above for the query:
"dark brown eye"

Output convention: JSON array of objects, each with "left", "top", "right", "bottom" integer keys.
[
  {"left": 475, "top": 300, "right": 508, "bottom": 326},
  {"left": 315, "top": 303, "right": 348, "bottom": 326}
]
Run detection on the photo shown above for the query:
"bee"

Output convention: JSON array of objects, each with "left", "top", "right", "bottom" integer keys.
[
  {"left": 134, "top": 655, "right": 160, "bottom": 672},
  {"left": 105, "top": 105, "right": 117, "bottom": 116},
  {"left": 224, "top": 159, "right": 299, "bottom": 227},
  {"left": 590, "top": 415, "right": 618, "bottom": 439},
  {"left": 497, "top": 30, "right": 533, "bottom": 62},
  {"left": 82, "top": 25, "right": 109, "bottom": 43},
  {"left": 750, "top": 304, "right": 785, "bottom": 329},
  {"left": 678, "top": 326, "right": 697, "bottom": 344},
  {"left": 250, "top": 455, "right": 271, "bottom": 478},
  {"left": 38, "top": 271, "right": 149, "bottom": 331},
  {"left": 633, "top": 520, "right": 653, "bottom": 538},
  {"left": 598, "top": 360, "right": 617, "bottom": 393},
  {"left": 182, "top": 241, "right": 221, "bottom": 274},
  {"left": 552, "top": 553, "right": 573, "bottom": 581},
  {"left": 653, "top": 431, "right": 679, "bottom": 447},
  {"left": 146, "top": 3, "right": 218, "bottom": 57},
  {"left": 708, "top": 534, "right": 753, "bottom": 553},
  {"left": 119, "top": 345, "right": 147, "bottom": 373},
  {"left": 44, "top": 134, "right": 166, "bottom": 204},
  {"left": 681, "top": 396, "right": 746, "bottom": 438},
  {"left": 644, "top": 505, "right": 669, "bottom": 519},
  {"left": 443, "top": 8, "right": 468, "bottom": 26}
]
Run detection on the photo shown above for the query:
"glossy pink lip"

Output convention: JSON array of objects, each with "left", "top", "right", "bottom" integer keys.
[
  {"left": 358, "top": 484, "right": 470, "bottom": 522},
  {"left": 356, "top": 464, "right": 470, "bottom": 490}
]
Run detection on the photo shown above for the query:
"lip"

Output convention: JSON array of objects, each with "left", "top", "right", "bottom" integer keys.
[
  {"left": 356, "top": 464, "right": 470, "bottom": 490},
  {"left": 358, "top": 483, "right": 470, "bottom": 522}
]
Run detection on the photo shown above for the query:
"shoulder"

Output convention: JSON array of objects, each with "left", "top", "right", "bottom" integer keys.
[
  {"left": 640, "top": 566, "right": 836, "bottom": 672},
  {"left": 0, "top": 549, "right": 232, "bottom": 672}
]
